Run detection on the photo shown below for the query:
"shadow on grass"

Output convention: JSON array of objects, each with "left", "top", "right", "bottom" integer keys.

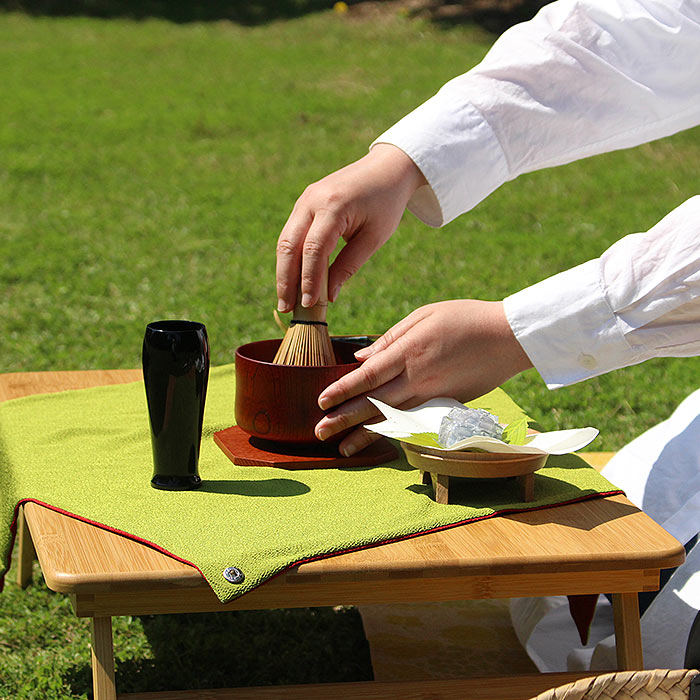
[
  {"left": 0, "top": 0, "right": 339, "bottom": 24},
  {"left": 65, "top": 608, "right": 373, "bottom": 695},
  {"left": 1, "top": 0, "right": 551, "bottom": 32},
  {"left": 409, "top": 0, "right": 551, "bottom": 34}
]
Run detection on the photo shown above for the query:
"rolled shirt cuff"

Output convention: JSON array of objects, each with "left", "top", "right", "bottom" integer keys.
[
  {"left": 371, "top": 91, "right": 510, "bottom": 227},
  {"left": 503, "top": 259, "right": 647, "bottom": 389}
]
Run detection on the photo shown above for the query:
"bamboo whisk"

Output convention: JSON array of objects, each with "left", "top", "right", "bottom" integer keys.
[{"left": 273, "top": 270, "right": 337, "bottom": 366}]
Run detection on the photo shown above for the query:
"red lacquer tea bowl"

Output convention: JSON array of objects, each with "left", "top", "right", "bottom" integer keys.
[{"left": 234, "top": 338, "right": 365, "bottom": 445}]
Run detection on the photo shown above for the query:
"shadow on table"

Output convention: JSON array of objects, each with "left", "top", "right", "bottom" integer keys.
[
  {"left": 496, "top": 452, "right": 637, "bottom": 530},
  {"left": 405, "top": 451, "right": 637, "bottom": 530},
  {"left": 500, "top": 486, "right": 638, "bottom": 531},
  {"left": 64, "top": 607, "right": 373, "bottom": 695}
]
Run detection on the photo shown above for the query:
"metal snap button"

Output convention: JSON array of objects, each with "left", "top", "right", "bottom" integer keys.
[{"left": 223, "top": 566, "right": 245, "bottom": 584}]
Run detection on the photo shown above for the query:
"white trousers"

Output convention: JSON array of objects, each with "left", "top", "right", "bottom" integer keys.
[{"left": 510, "top": 388, "right": 700, "bottom": 671}]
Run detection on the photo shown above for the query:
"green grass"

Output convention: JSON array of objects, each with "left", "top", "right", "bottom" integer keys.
[
  {"left": 0, "top": 564, "right": 372, "bottom": 698},
  {"left": 1, "top": 6, "right": 699, "bottom": 698}
]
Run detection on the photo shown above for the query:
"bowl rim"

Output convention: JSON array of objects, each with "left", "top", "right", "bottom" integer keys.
[{"left": 235, "top": 337, "right": 364, "bottom": 369}]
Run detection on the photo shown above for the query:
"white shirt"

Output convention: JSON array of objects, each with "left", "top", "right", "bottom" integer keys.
[
  {"left": 505, "top": 196, "right": 700, "bottom": 387},
  {"left": 374, "top": 0, "right": 700, "bottom": 388},
  {"left": 373, "top": 0, "right": 700, "bottom": 672}
]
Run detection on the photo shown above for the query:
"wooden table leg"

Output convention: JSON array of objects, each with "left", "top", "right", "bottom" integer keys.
[
  {"left": 16, "top": 505, "right": 36, "bottom": 589},
  {"left": 612, "top": 592, "right": 644, "bottom": 670},
  {"left": 91, "top": 616, "right": 117, "bottom": 700}
]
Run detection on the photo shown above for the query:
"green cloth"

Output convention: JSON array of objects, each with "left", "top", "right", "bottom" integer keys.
[{"left": 0, "top": 365, "right": 621, "bottom": 603}]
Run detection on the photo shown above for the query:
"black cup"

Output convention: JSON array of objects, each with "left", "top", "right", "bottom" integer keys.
[{"left": 142, "top": 320, "right": 210, "bottom": 490}]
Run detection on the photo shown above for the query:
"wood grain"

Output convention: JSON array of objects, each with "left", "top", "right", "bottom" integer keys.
[
  {"left": 612, "top": 592, "right": 644, "bottom": 669},
  {"left": 3, "top": 370, "right": 674, "bottom": 697},
  {"left": 235, "top": 339, "right": 361, "bottom": 444},
  {"left": 117, "top": 672, "right": 604, "bottom": 700},
  {"left": 6, "top": 370, "right": 684, "bottom": 596},
  {"left": 91, "top": 616, "right": 116, "bottom": 700},
  {"left": 402, "top": 441, "right": 548, "bottom": 477},
  {"left": 68, "top": 568, "right": 661, "bottom": 618},
  {"left": 0, "top": 368, "right": 142, "bottom": 401},
  {"left": 20, "top": 488, "right": 682, "bottom": 596},
  {"left": 582, "top": 452, "right": 616, "bottom": 471},
  {"left": 16, "top": 505, "right": 36, "bottom": 588}
]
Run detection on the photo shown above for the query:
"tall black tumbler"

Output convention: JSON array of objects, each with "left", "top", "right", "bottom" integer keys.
[{"left": 143, "top": 320, "right": 210, "bottom": 490}]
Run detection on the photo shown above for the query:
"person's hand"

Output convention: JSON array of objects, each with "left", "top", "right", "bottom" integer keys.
[
  {"left": 276, "top": 143, "right": 427, "bottom": 312},
  {"left": 314, "top": 300, "right": 533, "bottom": 456}
]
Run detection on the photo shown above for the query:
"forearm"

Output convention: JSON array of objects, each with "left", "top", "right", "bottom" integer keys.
[
  {"left": 504, "top": 196, "right": 700, "bottom": 388},
  {"left": 374, "top": 0, "right": 700, "bottom": 226}
]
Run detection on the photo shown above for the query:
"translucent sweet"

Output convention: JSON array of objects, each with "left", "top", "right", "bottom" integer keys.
[{"left": 438, "top": 406, "right": 503, "bottom": 448}]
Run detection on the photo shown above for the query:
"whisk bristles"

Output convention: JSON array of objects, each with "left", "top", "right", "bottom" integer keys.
[
  {"left": 273, "top": 319, "right": 337, "bottom": 366},
  {"left": 274, "top": 263, "right": 336, "bottom": 366}
]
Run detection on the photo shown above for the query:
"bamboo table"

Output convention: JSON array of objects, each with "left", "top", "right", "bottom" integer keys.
[{"left": 2, "top": 370, "right": 686, "bottom": 700}]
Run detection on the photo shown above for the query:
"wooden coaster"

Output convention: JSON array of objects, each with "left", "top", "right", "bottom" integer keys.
[{"left": 213, "top": 425, "right": 398, "bottom": 469}]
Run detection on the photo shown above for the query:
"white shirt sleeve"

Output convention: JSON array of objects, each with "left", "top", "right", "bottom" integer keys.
[
  {"left": 373, "top": 0, "right": 700, "bottom": 227},
  {"left": 503, "top": 196, "right": 700, "bottom": 388}
]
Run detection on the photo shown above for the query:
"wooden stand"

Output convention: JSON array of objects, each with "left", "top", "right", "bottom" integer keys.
[
  {"left": 402, "top": 442, "right": 547, "bottom": 505},
  {"left": 421, "top": 469, "right": 536, "bottom": 504}
]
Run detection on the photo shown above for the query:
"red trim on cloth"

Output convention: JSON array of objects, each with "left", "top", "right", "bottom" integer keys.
[
  {"left": 1, "top": 489, "right": 623, "bottom": 599},
  {"left": 0, "top": 498, "right": 205, "bottom": 593}
]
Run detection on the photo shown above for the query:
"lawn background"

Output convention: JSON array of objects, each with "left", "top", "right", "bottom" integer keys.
[{"left": 1, "top": 3, "right": 699, "bottom": 697}]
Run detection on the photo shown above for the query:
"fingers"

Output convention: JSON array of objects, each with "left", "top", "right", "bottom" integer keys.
[
  {"left": 276, "top": 204, "right": 344, "bottom": 311},
  {"left": 327, "top": 239, "right": 369, "bottom": 303},
  {"left": 276, "top": 208, "right": 312, "bottom": 313},
  {"left": 299, "top": 209, "right": 343, "bottom": 307},
  {"left": 327, "top": 216, "right": 393, "bottom": 302},
  {"left": 354, "top": 307, "right": 427, "bottom": 360},
  {"left": 315, "top": 310, "right": 428, "bottom": 447},
  {"left": 318, "top": 336, "right": 410, "bottom": 411},
  {"left": 276, "top": 147, "right": 424, "bottom": 312},
  {"left": 337, "top": 426, "right": 382, "bottom": 459},
  {"left": 329, "top": 390, "right": 420, "bottom": 458},
  {"left": 316, "top": 371, "right": 416, "bottom": 451},
  {"left": 315, "top": 393, "right": 380, "bottom": 442},
  {"left": 313, "top": 299, "right": 534, "bottom": 458}
]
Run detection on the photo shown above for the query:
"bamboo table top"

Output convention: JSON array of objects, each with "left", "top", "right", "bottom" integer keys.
[{"left": 1, "top": 369, "right": 685, "bottom": 615}]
